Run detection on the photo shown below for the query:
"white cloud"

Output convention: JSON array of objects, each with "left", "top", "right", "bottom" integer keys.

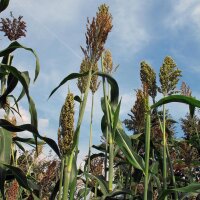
[
  {"left": 111, "top": 1, "right": 151, "bottom": 54},
  {"left": 165, "top": 0, "right": 200, "bottom": 36}
]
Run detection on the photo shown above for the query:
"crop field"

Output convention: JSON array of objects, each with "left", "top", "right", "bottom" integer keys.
[{"left": 0, "top": 1, "right": 200, "bottom": 200}]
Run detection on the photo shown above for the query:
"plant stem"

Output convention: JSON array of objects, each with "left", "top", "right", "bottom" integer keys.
[
  {"left": 144, "top": 98, "right": 151, "bottom": 200},
  {"left": 163, "top": 104, "right": 167, "bottom": 199},
  {"left": 108, "top": 138, "right": 114, "bottom": 192},
  {"left": 58, "top": 157, "right": 64, "bottom": 200},
  {"left": 101, "top": 56, "right": 113, "bottom": 192},
  {"left": 166, "top": 145, "right": 178, "bottom": 200},
  {"left": 62, "top": 152, "right": 73, "bottom": 200},
  {"left": 157, "top": 113, "right": 178, "bottom": 200},
  {"left": 84, "top": 93, "right": 94, "bottom": 200}
]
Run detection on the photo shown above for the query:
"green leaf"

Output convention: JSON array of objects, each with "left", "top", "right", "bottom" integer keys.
[
  {"left": 115, "top": 122, "right": 145, "bottom": 172},
  {"left": 29, "top": 97, "right": 38, "bottom": 151},
  {"left": 102, "top": 189, "right": 133, "bottom": 200},
  {"left": 74, "top": 95, "right": 82, "bottom": 103},
  {"left": 0, "top": 41, "right": 40, "bottom": 81},
  {"left": 49, "top": 72, "right": 119, "bottom": 107},
  {"left": 129, "top": 133, "right": 143, "bottom": 140},
  {"left": 151, "top": 95, "right": 200, "bottom": 115},
  {"left": 3, "top": 164, "right": 31, "bottom": 191},
  {"left": 0, "top": 128, "right": 12, "bottom": 199},
  {"left": 0, "top": 128, "right": 12, "bottom": 163},
  {"left": 0, "top": 0, "right": 9, "bottom": 12},
  {"left": 76, "top": 188, "right": 90, "bottom": 200},
  {"left": 112, "top": 99, "right": 121, "bottom": 137},
  {"left": 13, "top": 141, "right": 25, "bottom": 152},
  {"left": 13, "top": 137, "right": 44, "bottom": 145},
  {"left": 17, "top": 71, "right": 30, "bottom": 102},
  {"left": 87, "top": 174, "right": 109, "bottom": 195},
  {"left": 49, "top": 179, "right": 59, "bottom": 200},
  {"left": 0, "top": 64, "right": 30, "bottom": 102},
  {"left": 0, "top": 119, "right": 60, "bottom": 158},
  {"left": 159, "top": 183, "right": 200, "bottom": 199}
]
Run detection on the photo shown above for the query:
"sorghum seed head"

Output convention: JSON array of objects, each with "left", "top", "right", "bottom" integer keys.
[
  {"left": 77, "top": 59, "right": 100, "bottom": 94},
  {"left": 58, "top": 92, "right": 75, "bottom": 155},
  {"left": 159, "top": 56, "right": 182, "bottom": 95},
  {"left": 6, "top": 180, "right": 19, "bottom": 200},
  {"left": 77, "top": 59, "right": 90, "bottom": 94},
  {"left": 103, "top": 49, "right": 113, "bottom": 74},
  {"left": 81, "top": 4, "right": 112, "bottom": 63},
  {"left": 140, "top": 61, "right": 157, "bottom": 99},
  {"left": 0, "top": 12, "right": 26, "bottom": 41},
  {"left": 124, "top": 89, "right": 146, "bottom": 133},
  {"left": 90, "top": 62, "right": 100, "bottom": 94},
  {"left": 181, "top": 81, "right": 192, "bottom": 97}
]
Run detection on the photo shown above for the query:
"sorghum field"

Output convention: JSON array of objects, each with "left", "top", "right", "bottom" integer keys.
[{"left": 0, "top": 1, "right": 200, "bottom": 200}]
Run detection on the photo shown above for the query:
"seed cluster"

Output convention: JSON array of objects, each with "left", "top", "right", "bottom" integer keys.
[
  {"left": 124, "top": 89, "right": 146, "bottom": 133},
  {"left": 81, "top": 4, "right": 112, "bottom": 63},
  {"left": 159, "top": 56, "right": 182, "bottom": 95},
  {"left": 77, "top": 59, "right": 100, "bottom": 94},
  {"left": 103, "top": 49, "right": 113, "bottom": 74},
  {"left": 140, "top": 61, "right": 157, "bottom": 100},
  {"left": 181, "top": 81, "right": 192, "bottom": 97},
  {"left": 0, "top": 12, "right": 26, "bottom": 41},
  {"left": 6, "top": 180, "right": 19, "bottom": 200},
  {"left": 58, "top": 92, "right": 74, "bottom": 155}
]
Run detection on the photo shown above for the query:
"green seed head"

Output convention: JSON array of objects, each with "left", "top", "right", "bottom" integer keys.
[
  {"left": 77, "top": 59, "right": 90, "bottom": 94},
  {"left": 159, "top": 56, "right": 182, "bottom": 95},
  {"left": 90, "top": 62, "right": 100, "bottom": 94},
  {"left": 140, "top": 61, "right": 157, "bottom": 99},
  {"left": 58, "top": 92, "right": 75, "bottom": 155},
  {"left": 103, "top": 49, "right": 113, "bottom": 74}
]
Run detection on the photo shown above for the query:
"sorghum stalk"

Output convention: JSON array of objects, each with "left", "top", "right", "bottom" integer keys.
[
  {"left": 162, "top": 104, "right": 167, "bottom": 199},
  {"left": 58, "top": 157, "right": 64, "bottom": 200},
  {"left": 144, "top": 96, "right": 151, "bottom": 200},
  {"left": 157, "top": 114, "right": 178, "bottom": 200},
  {"left": 62, "top": 152, "right": 74, "bottom": 200},
  {"left": 84, "top": 93, "right": 94, "bottom": 200},
  {"left": 166, "top": 146, "right": 178, "bottom": 200},
  {"left": 101, "top": 56, "right": 113, "bottom": 191}
]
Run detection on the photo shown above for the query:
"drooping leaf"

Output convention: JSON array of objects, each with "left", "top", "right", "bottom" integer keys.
[
  {"left": 102, "top": 189, "right": 133, "bottom": 200},
  {"left": 17, "top": 71, "right": 30, "bottom": 102},
  {"left": 49, "top": 72, "right": 119, "bottom": 107},
  {"left": 151, "top": 95, "right": 200, "bottom": 117},
  {"left": 0, "top": 119, "right": 60, "bottom": 158},
  {"left": 0, "top": 41, "right": 40, "bottom": 81},
  {"left": 87, "top": 174, "right": 109, "bottom": 195},
  {"left": 0, "top": 128, "right": 12, "bottom": 199},
  {"left": 0, "top": 64, "right": 30, "bottom": 102},
  {"left": 3, "top": 164, "right": 31, "bottom": 191},
  {"left": 49, "top": 179, "right": 60, "bottom": 200},
  {"left": 74, "top": 95, "right": 82, "bottom": 103},
  {"left": 115, "top": 122, "right": 145, "bottom": 172},
  {"left": 0, "top": 0, "right": 9, "bottom": 12},
  {"left": 159, "top": 183, "right": 200, "bottom": 199},
  {"left": 13, "top": 137, "right": 44, "bottom": 145}
]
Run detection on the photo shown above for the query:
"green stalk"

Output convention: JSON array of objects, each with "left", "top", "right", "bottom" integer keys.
[
  {"left": 63, "top": 66, "right": 92, "bottom": 199},
  {"left": 162, "top": 104, "right": 167, "bottom": 199},
  {"left": 157, "top": 114, "right": 178, "bottom": 200},
  {"left": 108, "top": 137, "right": 114, "bottom": 192},
  {"left": 144, "top": 97, "right": 151, "bottom": 200},
  {"left": 84, "top": 93, "right": 94, "bottom": 200},
  {"left": 166, "top": 146, "right": 178, "bottom": 200},
  {"left": 101, "top": 56, "right": 113, "bottom": 191},
  {"left": 62, "top": 152, "right": 73, "bottom": 200},
  {"left": 58, "top": 157, "right": 65, "bottom": 200},
  {"left": 75, "top": 68, "right": 92, "bottom": 148}
]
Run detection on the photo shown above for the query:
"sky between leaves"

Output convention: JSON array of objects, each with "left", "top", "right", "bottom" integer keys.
[{"left": 1, "top": 0, "right": 200, "bottom": 164}]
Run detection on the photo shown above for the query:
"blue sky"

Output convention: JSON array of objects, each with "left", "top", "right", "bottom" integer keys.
[{"left": 1, "top": 0, "right": 200, "bottom": 163}]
